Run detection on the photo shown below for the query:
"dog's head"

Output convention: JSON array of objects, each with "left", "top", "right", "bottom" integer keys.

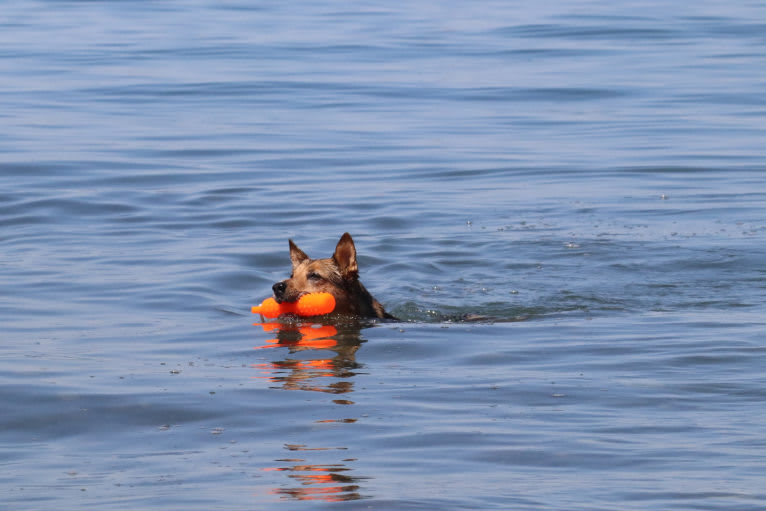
[{"left": 272, "top": 232, "right": 360, "bottom": 307}]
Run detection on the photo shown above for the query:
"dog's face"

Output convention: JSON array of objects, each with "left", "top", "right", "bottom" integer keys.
[{"left": 272, "top": 233, "right": 359, "bottom": 312}]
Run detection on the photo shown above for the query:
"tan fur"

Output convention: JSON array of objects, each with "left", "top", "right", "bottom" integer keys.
[{"left": 272, "top": 233, "right": 395, "bottom": 319}]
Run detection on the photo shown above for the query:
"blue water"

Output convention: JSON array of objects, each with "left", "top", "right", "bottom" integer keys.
[{"left": 2, "top": 1, "right": 766, "bottom": 509}]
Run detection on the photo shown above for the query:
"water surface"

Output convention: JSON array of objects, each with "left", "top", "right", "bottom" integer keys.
[{"left": 1, "top": 1, "right": 765, "bottom": 509}]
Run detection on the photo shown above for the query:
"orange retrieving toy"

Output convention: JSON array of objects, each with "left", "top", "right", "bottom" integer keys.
[{"left": 251, "top": 292, "right": 336, "bottom": 318}]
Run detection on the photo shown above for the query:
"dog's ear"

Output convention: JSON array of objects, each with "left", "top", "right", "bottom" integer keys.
[
  {"left": 333, "top": 232, "right": 358, "bottom": 279},
  {"left": 289, "top": 239, "right": 309, "bottom": 269}
]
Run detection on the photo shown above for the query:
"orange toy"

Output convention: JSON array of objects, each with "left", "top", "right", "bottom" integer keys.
[{"left": 251, "top": 292, "right": 336, "bottom": 318}]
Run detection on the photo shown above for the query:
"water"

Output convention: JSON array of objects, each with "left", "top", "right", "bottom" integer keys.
[{"left": 1, "top": 1, "right": 765, "bottom": 509}]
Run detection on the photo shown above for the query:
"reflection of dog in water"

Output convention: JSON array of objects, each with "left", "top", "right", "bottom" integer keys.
[
  {"left": 252, "top": 322, "right": 367, "bottom": 502},
  {"left": 253, "top": 321, "right": 361, "bottom": 394},
  {"left": 272, "top": 233, "right": 395, "bottom": 320}
]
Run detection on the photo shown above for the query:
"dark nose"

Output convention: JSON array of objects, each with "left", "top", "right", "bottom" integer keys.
[{"left": 272, "top": 281, "right": 287, "bottom": 298}]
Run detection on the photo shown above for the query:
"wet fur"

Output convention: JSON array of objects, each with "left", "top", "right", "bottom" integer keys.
[{"left": 272, "top": 233, "right": 395, "bottom": 320}]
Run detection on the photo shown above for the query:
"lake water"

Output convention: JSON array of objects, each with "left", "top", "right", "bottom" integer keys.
[{"left": 1, "top": 1, "right": 765, "bottom": 509}]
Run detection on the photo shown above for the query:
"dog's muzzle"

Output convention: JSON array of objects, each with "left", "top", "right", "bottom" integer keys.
[{"left": 272, "top": 281, "right": 287, "bottom": 303}]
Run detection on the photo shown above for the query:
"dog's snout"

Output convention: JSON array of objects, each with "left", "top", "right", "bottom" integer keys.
[{"left": 272, "top": 281, "right": 287, "bottom": 299}]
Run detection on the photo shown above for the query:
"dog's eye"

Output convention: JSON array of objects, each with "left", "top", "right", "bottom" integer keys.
[{"left": 307, "top": 272, "right": 322, "bottom": 281}]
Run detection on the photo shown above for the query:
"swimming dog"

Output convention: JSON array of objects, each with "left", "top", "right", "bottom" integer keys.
[{"left": 272, "top": 233, "right": 395, "bottom": 319}]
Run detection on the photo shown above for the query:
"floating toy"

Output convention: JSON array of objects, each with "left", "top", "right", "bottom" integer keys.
[{"left": 251, "top": 292, "right": 336, "bottom": 318}]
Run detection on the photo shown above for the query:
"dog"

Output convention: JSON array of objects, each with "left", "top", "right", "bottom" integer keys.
[{"left": 272, "top": 233, "right": 395, "bottom": 320}]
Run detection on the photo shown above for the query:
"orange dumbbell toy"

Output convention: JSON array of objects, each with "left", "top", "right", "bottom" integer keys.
[{"left": 251, "top": 292, "right": 336, "bottom": 318}]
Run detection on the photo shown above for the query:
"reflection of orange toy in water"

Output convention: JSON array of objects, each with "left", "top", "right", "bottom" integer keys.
[
  {"left": 252, "top": 293, "right": 336, "bottom": 318},
  {"left": 250, "top": 320, "right": 365, "bottom": 502},
  {"left": 252, "top": 322, "right": 351, "bottom": 391},
  {"left": 265, "top": 446, "right": 364, "bottom": 502},
  {"left": 254, "top": 323, "right": 339, "bottom": 350}
]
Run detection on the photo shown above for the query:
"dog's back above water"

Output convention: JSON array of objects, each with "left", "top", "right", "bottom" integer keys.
[{"left": 272, "top": 233, "right": 395, "bottom": 320}]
